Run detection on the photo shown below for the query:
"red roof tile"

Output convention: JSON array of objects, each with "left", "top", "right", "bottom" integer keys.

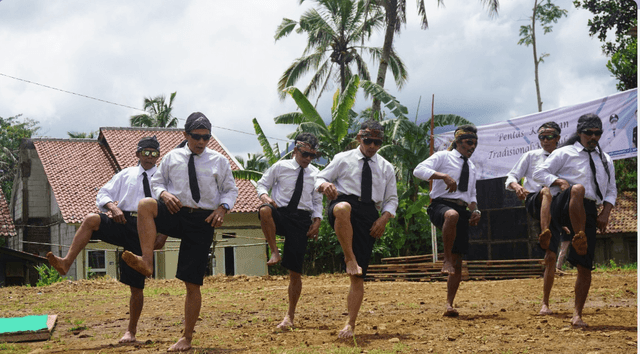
[
  {"left": 599, "top": 190, "right": 637, "bottom": 234},
  {"left": 33, "top": 139, "right": 119, "bottom": 224},
  {"left": 0, "top": 189, "right": 16, "bottom": 237}
]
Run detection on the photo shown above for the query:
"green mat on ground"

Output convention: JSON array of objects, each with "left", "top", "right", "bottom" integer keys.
[{"left": 0, "top": 315, "right": 57, "bottom": 342}]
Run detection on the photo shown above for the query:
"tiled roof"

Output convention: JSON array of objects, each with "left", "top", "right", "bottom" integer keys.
[
  {"left": 0, "top": 189, "right": 16, "bottom": 237},
  {"left": 99, "top": 127, "right": 260, "bottom": 213},
  {"left": 33, "top": 139, "right": 119, "bottom": 224},
  {"left": 32, "top": 128, "right": 259, "bottom": 224},
  {"left": 599, "top": 190, "right": 637, "bottom": 234}
]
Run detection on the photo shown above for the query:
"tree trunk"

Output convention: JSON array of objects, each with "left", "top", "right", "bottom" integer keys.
[
  {"left": 532, "top": 0, "right": 543, "bottom": 112},
  {"left": 372, "top": 0, "right": 397, "bottom": 119}
]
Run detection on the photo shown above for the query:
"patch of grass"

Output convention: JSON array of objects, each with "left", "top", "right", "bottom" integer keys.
[
  {"left": 594, "top": 260, "right": 637, "bottom": 272},
  {"left": 0, "top": 343, "right": 30, "bottom": 353},
  {"left": 67, "top": 319, "right": 87, "bottom": 332}
]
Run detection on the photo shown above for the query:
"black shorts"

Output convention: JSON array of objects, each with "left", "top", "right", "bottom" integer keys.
[
  {"left": 524, "top": 191, "right": 542, "bottom": 220},
  {"left": 427, "top": 199, "right": 471, "bottom": 255},
  {"left": 154, "top": 200, "right": 215, "bottom": 286},
  {"left": 328, "top": 195, "right": 379, "bottom": 277},
  {"left": 550, "top": 186, "right": 597, "bottom": 269},
  {"left": 258, "top": 204, "right": 312, "bottom": 274},
  {"left": 93, "top": 213, "right": 145, "bottom": 289}
]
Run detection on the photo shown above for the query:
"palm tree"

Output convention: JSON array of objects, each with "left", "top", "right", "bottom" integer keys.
[
  {"left": 130, "top": 92, "right": 178, "bottom": 128},
  {"left": 275, "top": 74, "right": 408, "bottom": 164},
  {"left": 368, "top": 0, "right": 500, "bottom": 116},
  {"left": 276, "top": 0, "right": 408, "bottom": 105},
  {"left": 232, "top": 118, "right": 290, "bottom": 182},
  {"left": 67, "top": 131, "right": 97, "bottom": 139},
  {"left": 235, "top": 153, "right": 270, "bottom": 173}
]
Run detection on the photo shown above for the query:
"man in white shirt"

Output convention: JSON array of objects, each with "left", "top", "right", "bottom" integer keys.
[
  {"left": 505, "top": 122, "right": 565, "bottom": 315},
  {"left": 46, "top": 136, "right": 166, "bottom": 343},
  {"left": 256, "top": 133, "right": 323, "bottom": 330},
  {"left": 413, "top": 124, "right": 481, "bottom": 317},
  {"left": 534, "top": 113, "right": 616, "bottom": 328},
  {"left": 315, "top": 120, "right": 398, "bottom": 339},
  {"left": 123, "top": 112, "right": 239, "bottom": 351}
]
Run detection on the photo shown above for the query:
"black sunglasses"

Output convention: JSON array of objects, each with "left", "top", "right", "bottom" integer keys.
[
  {"left": 140, "top": 150, "right": 159, "bottom": 157},
  {"left": 581, "top": 130, "right": 603, "bottom": 136},
  {"left": 363, "top": 138, "right": 383, "bottom": 147},
  {"left": 463, "top": 139, "right": 477, "bottom": 146},
  {"left": 188, "top": 132, "right": 212, "bottom": 141},
  {"left": 301, "top": 151, "right": 317, "bottom": 159},
  {"left": 538, "top": 134, "right": 558, "bottom": 141}
]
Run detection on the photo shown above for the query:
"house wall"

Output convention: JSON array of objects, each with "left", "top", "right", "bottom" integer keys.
[{"left": 213, "top": 212, "right": 265, "bottom": 277}]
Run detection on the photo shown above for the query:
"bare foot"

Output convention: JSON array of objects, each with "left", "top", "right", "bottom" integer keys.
[
  {"left": 571, "top": 315, "right": 588, "bottom": 328},
  {"left": 443, "top": 305, "right": 459, "bottom": 317},
  {"left": 539, "top": 304, "right": 553, "bottom": 315},
  {"left": 46, "top": 252, "right": 69, "bottom": 275},
  {"left": 345, "top": 259, "right": 362, "bottom": 276},
  {"left": 572, "top": 231, "right": 588, "bottom": 256},
  {"left": 538, "top": 229, "right": 552, "bottom": 250},
  {"left": 122, "top": 251, "right": 153, "bottom": 277},
  {"left": 168, "top": 337, "right": 192, "bottom": 352},
  {"left": 276, "top": 315, "right": 293, "bottom": 330},
  {"left": 267, "top": 252, "right": 282, "bottom": 266},
  {"left": 338, "top": 324, "right": 355, "bottom": 339},
  {"left": 118, "top": 331, "right": 137, "bottom": 343},
  {"left": 440, "top": 260, "right": 455, "bottom": 275}
]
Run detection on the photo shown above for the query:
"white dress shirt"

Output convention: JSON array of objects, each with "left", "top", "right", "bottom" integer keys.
[
  {"left": 151, "top": 144, "right": 239, "bottom": 210},
  {"left": 533, "top": 141, "right": 617, "bottom": 205},
  {"left": 314, "top": 148, "right": 398, "bottom": 216},
  {"left": 504, "top": 149, "right": 549, "bottom": 193},
  {"left": 413, "top": 150, "right": 478, "bottom": 204},
  {"left": 256, "top": 159, "right": 323, "bottom": 220},
  {"left": 97, "top": 165, "right": 158, "bottom": 212}
]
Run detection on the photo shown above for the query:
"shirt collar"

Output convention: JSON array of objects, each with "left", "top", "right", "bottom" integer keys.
[
  {"left": 355, "top": 147, "right": 377, "bottom": 162},
  {"left": 291, "top": 158, "right": 302, "bottom": 170},
  {"left": 137, "top": 164, "right": 157, "bottom": 176},
  {"left": 574, "top": 140, "right": 599, "bottom": 154}
]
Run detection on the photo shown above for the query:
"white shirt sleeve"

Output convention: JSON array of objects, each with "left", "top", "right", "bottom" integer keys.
[
  {"left": 505, "top": 152, "right": 529, "bottom": 191},
  {"left": 96, "top": 171, "right": 125, "bottom": 212},
  {"left": 413, "top": 154, "right": 439, "bottom": 181},
  {"left": 217, "top": 158, "right": 239, "bottom": 209}
]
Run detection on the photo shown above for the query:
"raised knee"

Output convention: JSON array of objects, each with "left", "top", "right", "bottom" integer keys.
[
  {"left": 138, "top": 197, "right": 157, "bottom": 212},
  {"left": 259, "top": 205, "right": 272, "bottom": 219},
  {"left": 332, "top": 202, "right": 352, "bottom": 219},
  {"left": 571, "top": 184, "right": 586, "bottom": 197},
  {"left": 540, "top": 187, "right": 552, "bottom": 198},
  {"left": 84, "top": 213, "right": 101, "bottom": 227},
  {"left": 444, "top": 209, "right": 459, "bottom": 223}
]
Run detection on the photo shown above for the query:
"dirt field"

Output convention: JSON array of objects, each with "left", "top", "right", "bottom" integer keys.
[{"left": 1, "top": 270, "right": 637, "bottom": 353}]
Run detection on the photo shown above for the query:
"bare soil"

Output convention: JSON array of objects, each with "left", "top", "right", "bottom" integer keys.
[{"left": 1, "top": 270, "right": 637, "bottom": 353}]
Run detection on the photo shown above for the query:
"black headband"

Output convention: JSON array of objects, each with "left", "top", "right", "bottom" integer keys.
[
  {"left": 137, "top": 136, "right": 160, "bottom": 152},
  {"left": 185, "top": 112, "right": 212, "bottom": 132}
]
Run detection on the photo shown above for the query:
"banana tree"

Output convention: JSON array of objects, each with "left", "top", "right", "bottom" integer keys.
[{"left": 231, "top": 118, "right": 290, "bottom": 181}]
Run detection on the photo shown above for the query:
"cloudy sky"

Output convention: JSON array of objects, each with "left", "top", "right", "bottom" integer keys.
[{"left": 0, "top": 0, "right": 622, "bottom": 158}]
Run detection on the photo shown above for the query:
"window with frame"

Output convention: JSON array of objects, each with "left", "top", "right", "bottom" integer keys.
[{"left": 87, "top": 250, "right": 107, "bottom": 278}]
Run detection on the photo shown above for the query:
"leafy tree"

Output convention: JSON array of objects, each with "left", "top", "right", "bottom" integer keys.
[
  {"left": 368, "top": 0, "right": 500, "bottom": 117},
  {"left": 276, "top": 0, "right": 408, "bottom": 105},
  {"left": 231, "top": 118, "right": 289, "bottom": 182},
  {"left": 130, "top": 91, "right": 178, "bottom": 128},
  {"left": 614, "top": 157, "right": 637, "bottom": 191},
  {"left": 67, "top": 131, "right": 98, "bottom": 139},
  {"left": 518, "top": 0, "right": 567, "bottom": 112},
  {"left": 606, "top": 37, "right": 637, "bottom": 91},
  {"left": 573, "top": 0, "right": 637, "bottom": 90},
  {"left": 0, "top": 115, "right": 40, "bottom": 199}
]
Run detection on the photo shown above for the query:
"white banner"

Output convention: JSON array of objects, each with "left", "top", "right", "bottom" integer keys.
[{"left": 434, "top": 89, "right": 638, "bottom": 180}]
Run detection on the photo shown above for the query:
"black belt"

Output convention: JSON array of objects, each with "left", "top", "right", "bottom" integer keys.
[
  {"left": 434, "top": 198, "right": 468, "bottom": 207},
  {"left": 122, "top": 211, "right": 138, "bottom": 218},
  {"left": 182, "top": 207, "right": 213, "bottom": 213}
]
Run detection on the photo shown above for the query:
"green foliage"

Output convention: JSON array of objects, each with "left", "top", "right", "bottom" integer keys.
[
  {"left": 518, "top": 0, "right": 568, "bottom": 47},
  {"left": 0, "top": 114, "right": 40, "bottom": 199},
  {"left": 67, "top": 319, "right": 87, "bottom": 332},
  {"left": 606, "top": 37, "right": 637, "bottom": 91},
  {"left": 232, "top": 118, "right": 289, "bottom": 182},
  {"left": 67, "top": 131, "right": 98, "bottom": 139},
  {"left": 614, "top": 157, "right": 636, "bottom": 191},
  {"left": 594, "top": 259, "right": 637, "bottom": 272},
  {"left": 275, "top": 0, "right": 407, "bottom": 103},
  {"left": 130, "top": 91, "right": 178, "bottom": 127},
  {"left": 573, "top": 0, "right": 637, "bottom": 57},
  {"left": 35, "top": 264, "right": 66, "bottom": 286}
]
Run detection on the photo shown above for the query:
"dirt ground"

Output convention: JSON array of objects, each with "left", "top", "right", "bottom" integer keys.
[{"left": 1, "top": 270, "right": 637, "bottom": 354}]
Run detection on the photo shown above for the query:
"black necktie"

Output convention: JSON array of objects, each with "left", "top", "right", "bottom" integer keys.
[
  {"left": 188, "top": 153, "right": 201, "bottom": 203},
  {"left": 361, "top": 157, "right": 372, "bottom": 203},
  {"left": 142, "top": 172, "right": 152, "bottom": 198},
  {"left": 588, "top": 150, "right": 603, "bottom": 200},
  {"left": 459, "top": 156, "right": 469, "bottom": 192},
  {"left": 288, "top": 167, "right": 305, "bottom": 211}
]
